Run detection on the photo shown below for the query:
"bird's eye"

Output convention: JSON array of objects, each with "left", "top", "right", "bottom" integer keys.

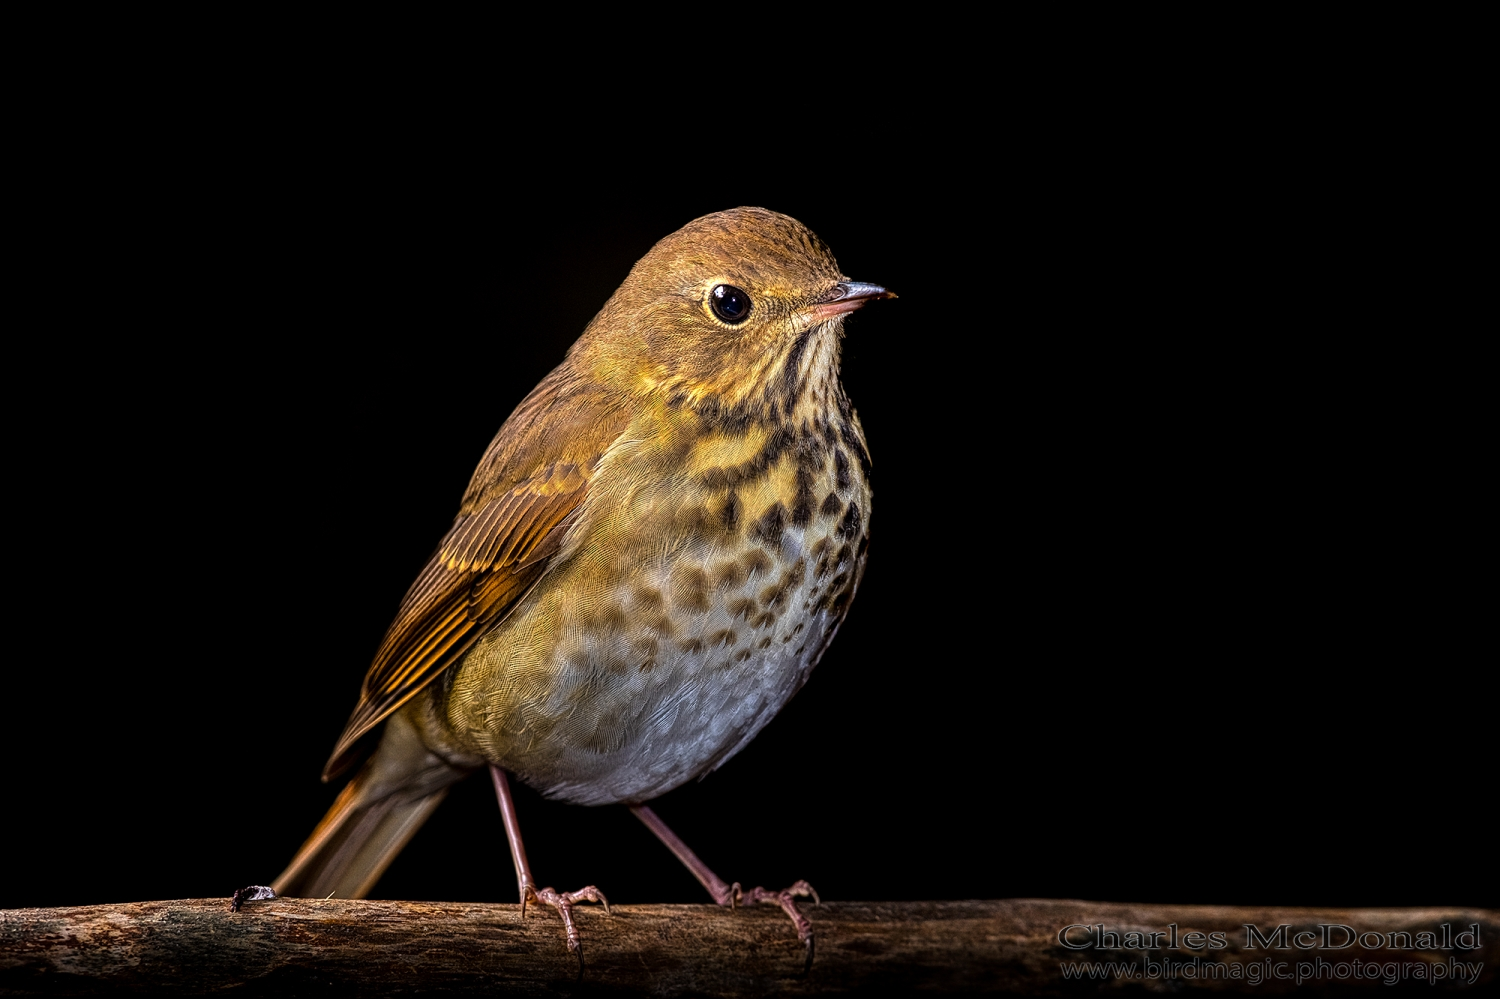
[{"left": 709, "top": 285, "right": 752, "bottom": 324}]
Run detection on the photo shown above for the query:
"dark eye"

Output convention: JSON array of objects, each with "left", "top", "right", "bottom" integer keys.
[{"left": 710, "top": 284, "right": 752, "bottom": 324}]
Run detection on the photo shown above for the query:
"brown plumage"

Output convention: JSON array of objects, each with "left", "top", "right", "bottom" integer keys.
[{"left": 274, "top": 207, "right": 890, "bottom": 954}]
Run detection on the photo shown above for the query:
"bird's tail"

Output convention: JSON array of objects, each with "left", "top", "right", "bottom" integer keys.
[{"left": 272, "top": 709, "right": 472, "bottom": 900}]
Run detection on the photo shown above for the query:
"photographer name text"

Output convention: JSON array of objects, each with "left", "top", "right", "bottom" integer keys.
[{"left": 1058, "top": 922, "right": 1484, "bottom": 952}]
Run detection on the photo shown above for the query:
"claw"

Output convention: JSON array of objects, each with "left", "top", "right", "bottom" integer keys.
[
  {"left": 626, "top": 805, "right": 818, "bottom": 970},
  {"left": 523, "top": 884, "right": 609, "bottom": 956},
  {"left": 733, "top": 881, "right": 817, "bottom": 965},
  {"left": 491, "top": 768, "right": 609, "bottom": 966}
]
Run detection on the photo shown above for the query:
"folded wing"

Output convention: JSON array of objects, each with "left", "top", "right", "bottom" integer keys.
[{"left": 322, "top": 370, "right": 626, "bottom": 780}]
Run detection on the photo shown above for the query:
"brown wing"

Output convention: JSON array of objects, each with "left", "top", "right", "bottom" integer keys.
[{"left": 322, "top": 368, "right": 628, "bottom": 780}]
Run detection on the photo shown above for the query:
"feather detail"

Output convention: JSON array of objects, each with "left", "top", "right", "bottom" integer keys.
[{"left": 321, "top": 376, "right": 628, "bottom": 781}]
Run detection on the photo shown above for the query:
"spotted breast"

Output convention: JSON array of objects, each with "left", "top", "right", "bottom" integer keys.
[{"left": 432, "top": 319, "right": 872, "bottom": 806}]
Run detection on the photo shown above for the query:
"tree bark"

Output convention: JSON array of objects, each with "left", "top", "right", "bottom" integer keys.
[{"left": 1, "top": 898, "right": 1494, "bottom": 996}]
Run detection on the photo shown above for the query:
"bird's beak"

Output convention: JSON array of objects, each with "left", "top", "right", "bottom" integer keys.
[{"left": 805, "top": 281, "right": 897, "bottom": 322}]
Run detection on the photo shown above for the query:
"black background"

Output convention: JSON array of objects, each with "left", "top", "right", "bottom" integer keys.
[{"left": 5, "top": 74, "right": 1490, "bottom": 915}]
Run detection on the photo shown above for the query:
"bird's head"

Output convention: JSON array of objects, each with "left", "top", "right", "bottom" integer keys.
[{"left": 574, "top": 207, "right": 892, "bottom": 420}]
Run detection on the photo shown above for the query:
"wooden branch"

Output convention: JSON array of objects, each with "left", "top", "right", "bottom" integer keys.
[{"left": 2, "top": 898, "right": 1494, "bottom": 995}]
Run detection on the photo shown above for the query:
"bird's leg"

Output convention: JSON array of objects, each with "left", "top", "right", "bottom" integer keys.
[
  {"left": 491, "top": 766, "right": 609, "bottom": 960},
  {"left": 630, "top": 804, "right": 818, "bottom": 969}
]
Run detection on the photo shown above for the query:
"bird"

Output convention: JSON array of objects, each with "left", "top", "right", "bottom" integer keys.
[{"left": 272, "top": 207, "right": 891, "bottom": 965}]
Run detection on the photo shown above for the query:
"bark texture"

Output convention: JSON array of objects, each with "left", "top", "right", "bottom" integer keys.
[{"left": 1, "top": 898, "right": 1494, "bottom": 996}]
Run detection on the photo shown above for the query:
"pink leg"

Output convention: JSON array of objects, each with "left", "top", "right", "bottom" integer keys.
[
  {"left": 491, "top": 766, "right": 609, "bottom": 959},
  {"left": 630, "top": 804, "right": 818, "bottom": 969}
]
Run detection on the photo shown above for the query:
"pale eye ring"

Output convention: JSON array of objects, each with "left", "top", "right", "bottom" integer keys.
[{"left": 710, "top": 284, "right": 752, "bottom": 324}]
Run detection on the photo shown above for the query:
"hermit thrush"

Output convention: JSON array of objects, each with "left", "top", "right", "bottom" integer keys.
[{"left": 273, "top": 207, "right": 890, "bottom": 965}]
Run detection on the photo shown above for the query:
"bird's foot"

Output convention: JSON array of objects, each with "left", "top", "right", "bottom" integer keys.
[
  {"left": 628, "top": 805, "right": 817, "bottom": 971},
  {"left": 522, "top": 883, "right": 610, "bottom": 957},
  {"left": 721, "top": 879, "right": 819, "bottom": 971}
]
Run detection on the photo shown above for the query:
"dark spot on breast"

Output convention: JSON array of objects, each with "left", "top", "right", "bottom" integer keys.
[
  {"left": 753, "top": 503, "right": 786, "bottom": 547},
  {"left": 633, "top": 586, "right": 663, "bottom": 611},
  {"left": 783, "top": 557, "right": 807, "bottom": 586},
  {"left": 834, "top": 543, "right": 851, "bottom": 571},
  {"left": 836, "top": 502, "right": 862, "bottom": 541},
  {"left": 703, "top": 424, "right": 799, "bottom": 491},
  {"left": 592, "top": 603, "right": 629, "bottom": 632},
  {"left": 732, "top": 649, "right": 753, "bottom": 663},
  {"left": 756, "top": 637, "right": 773, "bottom": 650},
  {"left": 820, "top": 572, "right": 856, "bottom": 614},
  {"left": 675, "top": 504, "right": 716, "bottom": 536},
  {"left": 820, "top": 491, "right": 842, "bottom": 517},
  {"left": 724, "top": 410, "right": 754, "bottom": 433},
  {"left": 743, "top": 549, "right": 773, "bottom": 577},
  {"left": 751, "top": 611, "right": 778, "bottom": 630},
  {"left": 834, "top": 448, "right": 851, "bottom": 492},
  {"left": 760, "top": 562, "right": 803, "bottom": 610},
  {"left": 728, "top": 598, "right": 755, "bottom": 621},
  {"left": 643, "top": 611, "right": 677, "bottom": 638},
  {"left": 793, "top": 428, "right": 827, "bottom": 472},
  {"left": 708, "top": 629, "right": 738, "bottom": 648},
  {"left": 805, "top": 442, "right": 828, "bottom": 470},
  {"left": 779, "top": 331, "right": 811, "bottom": 404},
  {"left": 713, "top": 559, "right": 748, "bottom": 590},
  {"left": 790, "top": 468, "right": 814, "bottom": 527},
  {"left": 579, "top": 712, "right": 633, "bottom": 753},
  {"left": 721, "top": 490, "right": 741, "bottom": 532},
  {"left": 839, "top": 420, "right": 872, "bottom": 478},
  {"left": 782, "top": 622, "right": 805, "bottom": 643},
  {"left": 678, "top": 637, "right": 705, "bottom": 654},
  {"left": 694, "top": 396, "right": 756, "bottom": 435},
  {"left": 766, "top": 424, "right": 794, "bottom": 457},
  {"left": 638, "top": 658, "right": 657, "bottom": 673},
  {"left": 671, "top": 567, "right": 711, "bottom": 612}
]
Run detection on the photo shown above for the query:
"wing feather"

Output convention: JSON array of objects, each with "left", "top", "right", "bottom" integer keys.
[{"left": 322, "top": 369, "right": 628, "bottom": 780}]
